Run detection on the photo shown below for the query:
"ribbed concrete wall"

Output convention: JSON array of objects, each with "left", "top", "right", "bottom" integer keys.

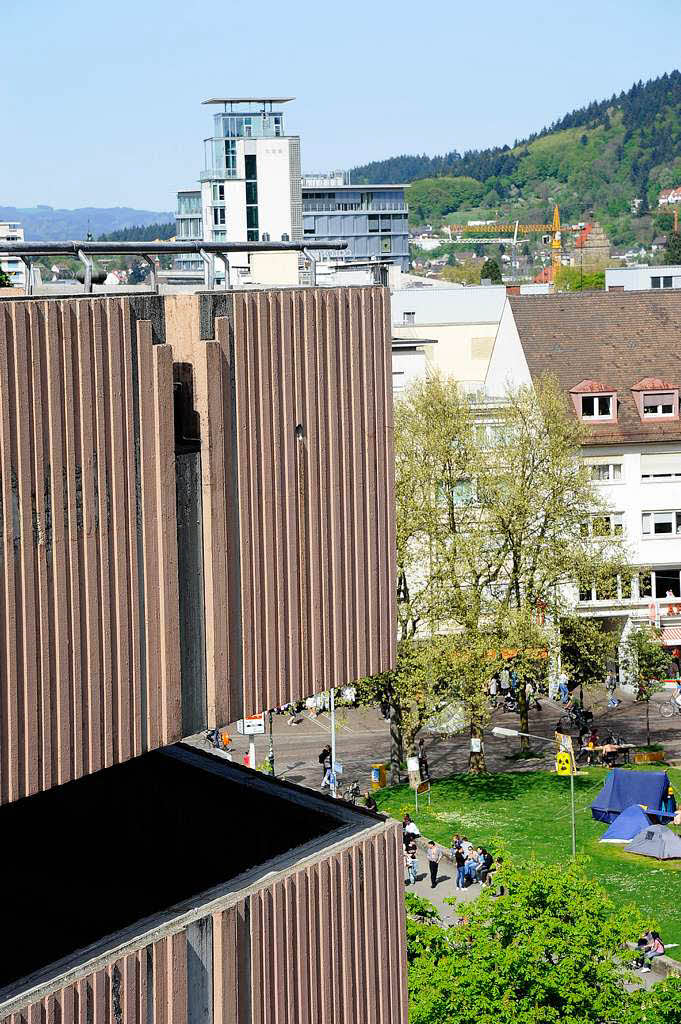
[
  {"left": 0, "top": 932, "right": 188, "bottom": 1024},
  {"left": 0, "top": 298, "right": 181, "bottom": 804},
  {"left": 214, "top": 822, "right": 408, "bottom": 1024},
  {"left": 1, "top": 823, "right": 407, "bottom": 1024},
  {"left": 170, "top": 287, "right": 396, "bottom": 722}
]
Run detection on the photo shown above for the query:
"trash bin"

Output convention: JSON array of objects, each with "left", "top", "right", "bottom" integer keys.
[{"left": 371, "top": 763, "right": 386, "bottom": 790}]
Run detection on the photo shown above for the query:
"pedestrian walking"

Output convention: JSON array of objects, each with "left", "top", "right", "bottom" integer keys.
[
  {"left": 405, "top": 841, "right": 418, "bottom": 885},
  {"left": 557, "top": 670, "right": 569, "bottom": 705},
  {"left": 418, "top": 738, "right": 430, "bottom": 780},
  {"left": 427, "top": 841, "right": 442, "bottom": 888},
  {"left": 319, "top": 744, "right": 332, "bottom": 787},
  {"left": 499, "top": 668, "right": 511, "bottom": 700}
]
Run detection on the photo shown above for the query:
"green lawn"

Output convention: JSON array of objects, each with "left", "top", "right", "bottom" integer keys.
[{"left": 375, "top": 765, "right": 681, "bottom": 958}]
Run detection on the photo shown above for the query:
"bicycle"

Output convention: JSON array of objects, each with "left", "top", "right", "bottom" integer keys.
[
  {"left": 340, "top": 780, "right": 361, "bottom": 804},
  {"left": 659, "top": 697, "right": 681, "bottom": 719}
]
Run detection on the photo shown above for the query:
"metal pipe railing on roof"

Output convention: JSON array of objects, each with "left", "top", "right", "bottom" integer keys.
[
  {"left": 3, "top": 239, "right": 348, "bottom": 295},
  {"left": 1, "top": 240, "right": 347, "bottom": 257}
]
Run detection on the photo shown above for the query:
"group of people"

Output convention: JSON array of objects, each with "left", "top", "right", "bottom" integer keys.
[
  {"left": 402, "top": 815, "right": 501, "bottom": 892},
  {"left": 450, "top": 835, "right": 500, "bottom": 889},
  {"left": 488, "top": 669, "right": 540, "bottom": 708}
]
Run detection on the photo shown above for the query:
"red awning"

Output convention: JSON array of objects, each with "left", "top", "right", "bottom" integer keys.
[{"left": 661, "top": 625, "right": 681, "bottom": 646}]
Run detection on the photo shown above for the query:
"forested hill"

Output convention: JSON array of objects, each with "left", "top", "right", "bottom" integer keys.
[
  {"left": 350, "top": 71, "right": 681, "bottom": 245},
  {"left": 0, "top": 206, "right": 174, "bottom": 242}
]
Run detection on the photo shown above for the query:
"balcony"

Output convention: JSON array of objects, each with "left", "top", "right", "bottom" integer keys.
[
  {"left": 200, "top": 168, "right": 238, "bottom": 181},
  {"left": 302, "top": 201, "right": 407, "bottom": 213}
]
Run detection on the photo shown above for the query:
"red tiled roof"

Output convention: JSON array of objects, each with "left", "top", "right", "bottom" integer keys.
[
  {"left": 570, "top": 379, "right": 612, "bottom": 394},
  {"left": 631, "top": 377, "right": 674, "bottom": 390},
  {"left": 507, "top": 291, "right": 681, "bottom": 445},
  {"left": 533, "top": 266, "right": 554, "bottom": 284}
]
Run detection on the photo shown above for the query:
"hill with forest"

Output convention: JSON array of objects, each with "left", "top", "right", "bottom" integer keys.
[
  {"left": 0, "top": 206, "right": 174, "bottom": 242},
  {"left": 350, "top": 71, "right": 681, "bottom": 246}
]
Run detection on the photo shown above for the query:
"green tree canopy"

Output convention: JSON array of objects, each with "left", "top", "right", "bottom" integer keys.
[
  {"left": 664, "top": 229, "right": 681, "bottom": 264},
  {"left": 0, "top": 269, "right": 11, "bottom": 288},
  {"left": 407, "top": 859, "right": 649, "bottom": 1024},
  {"left": 560, "top": 615, "right": 617, "bottom": 692},
  {"left": 623, "top": 625, "right": 672, "bottom": 745},
  {"left": 480, "top": 257, "right": 502, "bottom": 283}
]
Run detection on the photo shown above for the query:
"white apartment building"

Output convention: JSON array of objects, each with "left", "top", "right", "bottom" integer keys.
[
  {"left": 0, "top": 221, "right": 26, "bottom": 287},
  {"left": 175, "top": 97, "right": 302, "bottom": 276},
  {"left": 485, "top": 290, "right": 681, "bottom": 677},
  {"left": 391, "top": 285, "right": 507, "bottom": 394},
  {"left": 606, "top": 264, "right": 681, "bottom": 291}
]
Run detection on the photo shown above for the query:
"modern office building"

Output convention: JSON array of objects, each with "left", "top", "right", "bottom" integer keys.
[
  {"left": 175, "top": 103, "right": 410, "bottom": 277},
  {"left": 0, "top": 221, "right": 26, "bottom": 287},
  {"left": 175, "top": 97, "right": 302, "bottom": 276},
  {"left": 0, "top": 285, "right": 405, "bottom": 1022},
  {"left": 302, "top": 173, "right": 410, "bottom": 271}
]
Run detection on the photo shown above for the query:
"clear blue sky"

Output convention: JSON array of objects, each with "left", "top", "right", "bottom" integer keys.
[{"left": 3, "top": 0, "right": 681, "bottom": 210}]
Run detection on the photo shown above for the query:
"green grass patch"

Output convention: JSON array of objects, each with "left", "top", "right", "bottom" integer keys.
[{"left": 375, "top": 766, "right": 681, "bottom": 958}]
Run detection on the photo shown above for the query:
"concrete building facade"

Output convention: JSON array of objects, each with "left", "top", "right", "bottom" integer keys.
[
  {"left": 0, "top": 221, "right": 26, "bottom": 288},
  {"left": 0, "top": 285, "right": 404, "bottom": 1021}
]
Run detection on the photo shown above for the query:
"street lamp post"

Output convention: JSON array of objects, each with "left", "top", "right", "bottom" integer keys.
[{"left": 492, "top": 727, "right": 577, "bottom": 858}]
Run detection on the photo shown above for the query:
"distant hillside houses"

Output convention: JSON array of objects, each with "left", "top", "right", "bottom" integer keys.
[{"left": 658, "top": 186, "right": 681, "bottom": 205}]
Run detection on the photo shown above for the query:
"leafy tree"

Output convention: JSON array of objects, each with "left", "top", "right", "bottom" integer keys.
[
  {"left": 628, "top": 976, "right": 681, "bottom": 1024},
  {"left": 554, "top": 266, "right": 605, "bottom": 291},
  {"left": 480, "top": 257, "right": 502, "bottom": 283},
  {"left": 664, "top": 229, "right": 681, "bottom": 264},
  {"left": 97, "top": 221, "right": 175, "bottom": 242},
  {"left": 379, "top": 376, "right": 629, "bottom": 764},
  {"left": 623, "top": 626, "right": 672, "bottom": 745},
  {"left": 441, "top": 262, "right": 481, "bottom": 285},
  {"left": 0, "top": 269, "right": 12, "bottom": 288},
  {"left": 407, "top": 859, "right": 646, "bottom": 1024},
  {"left": 560, "top": 615, "right": 617, "bottom": 695}
]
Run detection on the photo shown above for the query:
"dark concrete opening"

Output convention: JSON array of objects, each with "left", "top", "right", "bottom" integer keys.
[{"left": 0, "top": 748, "right": 341, "bottom": 992}]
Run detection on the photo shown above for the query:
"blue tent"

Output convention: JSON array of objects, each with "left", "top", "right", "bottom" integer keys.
[
  {"left": 600, "top": 804, "right": 651, "bottom": 842},
  {"left": 591, "top": 769, "right": 670, "bottom": 824}
]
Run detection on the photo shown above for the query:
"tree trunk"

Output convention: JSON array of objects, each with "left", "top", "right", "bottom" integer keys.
[
  {"left": 389, "top": 702, "right": 403, "bottom": 785},
  {"left": 517, "top": 686, "right": 530, "bottom": 752},
  {"left": 646, "top": 699, "right": 651, "bottom": 748},
  {"left": 469, "top": 719, "right": 486, "bottom": 773}
]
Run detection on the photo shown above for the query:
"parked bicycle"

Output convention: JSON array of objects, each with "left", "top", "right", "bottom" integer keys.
[
  {"left": 659, "top": 697, "right": 681, "bottom": 719},
  {"left": 341, "top": 780, "right": 361, "bottom": 804}
]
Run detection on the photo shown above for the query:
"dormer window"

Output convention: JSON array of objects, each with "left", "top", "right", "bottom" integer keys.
[
  {"left": 631, "top": 379, "right": 679, "bottom": 421},
  {"left": 581, "top": 394, "right": 612, "bottom": 419},
  {"left": 570, "top": 380, "right": 617, "bottom": 423},
  {"left": 642, "top": 392, "right": 675, "bottom": 417}
]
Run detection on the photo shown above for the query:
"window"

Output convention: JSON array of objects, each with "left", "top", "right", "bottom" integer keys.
[
  {"left": 213, "top": 231, "right": 227, "bottom": 241},
  {"left": 213, "top": 207, "right": 225, "bottom": 226},
  {"left": 583, "top": 513, "right": 623, "bottom": 537},
  {"left": 590, "top": 463, "right": 623, "bottom": 482},
  {"left": 212, "top": 184, "right": 225, "bottom": 202},
  {"left": 246, "top": 181, "right": 258, "bottom": 205},
  {"left": 247, "top": 206, "right": 259, "bottom": 230},
  {"left": 639, "top": 572, "right": 652, "bottom": 598},
  {"left": 380, "top": 216, "right": 392, "bottom": 232},
  {"left": 368, "top": 215, "right": 379, "bottom": 233},
  {"left": 656, "top": 569, "right": 681, "bottom": 598},
  {"left": 643, "top": 393, "right": 675, "bottom": 416},
  {"left": 642, "top": 511, "right": 681, "bottom": 535},
  {"left": 403, "top": 312, "right": 415, "bottom": 325},
  {"left": 651, "top": 276, "right": 661, "bottom": 288},
  {"left": 581, "top": 394, "right": 613, "bottom": 419},
  {"left": 247, "top": 229, "right": 259, "bottom": 242},
  {"left": 381, "top": 237, "right": 392, "bottom": 253},
  {"left": 245, "top": 155, "right": 257, "bottom": 180},
  {"left": 641, "top": 453, "right": 681, "bottom": 479}
]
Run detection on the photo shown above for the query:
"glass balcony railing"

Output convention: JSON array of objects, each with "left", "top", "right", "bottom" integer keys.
[{"left": 200, "top": 168, "right": 238, "bottom": 181}]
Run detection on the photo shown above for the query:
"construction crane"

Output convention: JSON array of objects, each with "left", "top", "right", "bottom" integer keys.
[{"left": 445, "top": 205, "right": 577, "bottom": 270}]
